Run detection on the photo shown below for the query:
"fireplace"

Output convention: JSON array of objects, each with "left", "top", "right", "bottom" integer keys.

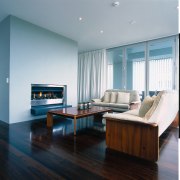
[
  {"left": 31, "top": 84, "right": 66, "bottom": 106},
  {"left": 31, "top": 84, "right": 71, "bottom": 115}
]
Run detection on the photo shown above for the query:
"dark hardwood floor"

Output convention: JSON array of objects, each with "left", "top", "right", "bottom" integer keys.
[{"left": 0, "top": 116, "right": 178, "bottom": 180}]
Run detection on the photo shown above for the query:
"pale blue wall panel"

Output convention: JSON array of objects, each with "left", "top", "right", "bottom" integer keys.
[{"left": 9, "top": 16, "right": 78, "bottom": 123}]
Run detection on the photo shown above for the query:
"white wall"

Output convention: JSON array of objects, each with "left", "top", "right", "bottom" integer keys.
[
  {"left": 4, "top": 16, "right": 78, "bottom": 124},
  {"left": 0, "top": 16, "right": 10, "bottom": 123}
]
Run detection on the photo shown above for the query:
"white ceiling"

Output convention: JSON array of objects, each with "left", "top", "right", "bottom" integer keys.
[{"left": 0, "top": 0, "right": 178, "bottom": 52}]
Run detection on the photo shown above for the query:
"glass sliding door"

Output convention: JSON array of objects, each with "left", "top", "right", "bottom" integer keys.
[
  {"left": 148, "top": 37, "right": 175, "bottom": 96},
  {"left": 106, "top": 35, "right": 178, "bottom": 99},
  {"left": 126, "top": 43, "right": 146, "bottom": 99},
  {"left": 107, "top": 47, "right": 124, "bottom": 89}
]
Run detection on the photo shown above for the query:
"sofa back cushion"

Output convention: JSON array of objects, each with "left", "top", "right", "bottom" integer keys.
[
  {"left": 110, "top": 92, "right": 117, "bottom": 103},
  {"left": 145, "top": 91, "right": 164, "bottom": 120},
  {"left": 103, "top": 92, "right": 111, "bottom": 102},
  {"left": 116, "top": 92, "right": 130, "bottom": 104},
  {"left": 139, "top": 96, "right": 155, "bottom": 117},
  {"left": 105, "top": 89, "right": 140, "bottom": 103},
  {"left": 147, "top": 91, "right": 178, "bottom": 136}
]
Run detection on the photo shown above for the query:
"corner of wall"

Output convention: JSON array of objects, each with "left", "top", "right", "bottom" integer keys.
[{"left": 0, "top": 15, "right": 11, "bottom": 124}]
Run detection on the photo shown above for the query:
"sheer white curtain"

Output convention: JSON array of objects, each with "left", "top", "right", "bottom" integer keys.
[{"left": 78, "top": 49, "right": 107, "bottom": 102}]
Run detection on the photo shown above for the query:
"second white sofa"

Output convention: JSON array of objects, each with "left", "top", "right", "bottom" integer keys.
[{"left": 92, "top": 89, "right": 141, "bottom": 112}]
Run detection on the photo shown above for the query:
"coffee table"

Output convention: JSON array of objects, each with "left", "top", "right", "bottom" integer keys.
[{"left": 47, "top": 106, "right": 112, "bottom": 135}]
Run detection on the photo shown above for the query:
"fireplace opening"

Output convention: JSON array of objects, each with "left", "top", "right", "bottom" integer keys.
[
  {"left": 31, "top": 84, "right": 71, "bottom": 115},
  {"left": 31, "top": 84, "right": 66, "bottom": 106}
]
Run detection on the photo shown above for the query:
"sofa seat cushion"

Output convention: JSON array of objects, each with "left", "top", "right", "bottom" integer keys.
[
  {"left": 109, "top": 103, "right": 129, "bottom": 109},
  {"left": 93, "top": 102, "right": 109, "bottom": 107},
  {"left": 91, "top": 98, "right": 102, "bottom": 103},
  {"left": 123, "top": 109, "right": 139, "bottom": 116},
  {"left": 103, "top": 113, "right": 146, "bottom": 123}
]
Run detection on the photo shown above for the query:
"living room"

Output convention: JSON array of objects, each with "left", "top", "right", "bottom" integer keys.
[{"left": 0, "top": 0, "right": 179, "bottom": 179}]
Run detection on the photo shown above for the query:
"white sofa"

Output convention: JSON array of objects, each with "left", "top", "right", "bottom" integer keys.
[
  {"left": 103, "top": 90, "right": 179, "bottom": 161},
  {"left": 92, "top": 89, "right": 141, "bottom": 112}
]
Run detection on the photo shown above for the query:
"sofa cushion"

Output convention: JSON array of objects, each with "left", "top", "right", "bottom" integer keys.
[
  {"left": 103, "top": 113, "right": 145, "bottom": 123},
  {"left": 129, "top": 90, "right": 141, "bottom": 103},
  {"left": 103, "top": 92, "right": 111, "bottom": 103},
  {"left": 105, "top": 89, "right": 140, "bottom": 103},
  {"left": 117, "top": 92, "right": 130, "bottom": 104},
  {"left": 110, "top": 92, "right": 117, "bottom": 103},
  {"left": 123, "top": 109, "right": 139, "bottom": 116},
  {"left": 145, "top": 91, "right": 164, "bottom": 120},
  {"left": 109, "top": 103, "right": 129, "bottom": 109},
  {"left": 91, "top": 99, "right": 102, "bottom": 103},
  {"left": 139, "top": 96, "right": 155, "bottom": 117},
  {"left": 93, "top": 102, "right": 109, "bottom": 107}
]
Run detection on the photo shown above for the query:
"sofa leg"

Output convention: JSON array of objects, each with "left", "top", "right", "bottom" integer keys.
[{"left": 106, "top": 119, "right": 159, "bottom": 162}]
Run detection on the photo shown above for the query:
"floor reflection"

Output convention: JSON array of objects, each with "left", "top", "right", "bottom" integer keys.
[
  {"left": 29, "top": 116, "right": 106, "bottom": 153},
  {"left": 30, "top": 115, "right": 105, "bottom": 140}
]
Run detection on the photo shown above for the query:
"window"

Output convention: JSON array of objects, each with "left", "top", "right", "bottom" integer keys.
[
  {"left": 148, "top": 38, "right": 175, "bottom": 93},
  {"left": 106, "top": 36, "right": 178, "bottom": 100},
  {"left": 107, "top": 64, "right": 113, "bottom": 89},
  {"left": 126, "top": 44, "right": 145, "bottom": 98},
  {"left": 133, "top": 60, "right": 145, "bottom": 91},
  {"left": 149, "top": 58, "right": 173, "bottom": 90},
  {"left": 107, "top": 47, "right": 124, "bottom": 89}
]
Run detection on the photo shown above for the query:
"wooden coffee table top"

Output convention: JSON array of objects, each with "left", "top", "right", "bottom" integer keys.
[{"left": 48, "top": 106, "right": 112, "bottom": 119}]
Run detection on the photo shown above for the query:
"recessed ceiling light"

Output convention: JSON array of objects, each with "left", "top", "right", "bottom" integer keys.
[
  {"left": 100, "top": 30, "right": 104, "bottom": 34},
  {"left": 129, "top": 20, "right": 136, "bottom": 25},
  {"left": 78, "top": 17, "right": 83, "bottom": 21},
  {"left": 112, "top": 1, "right": 120, "bottom": 7}
]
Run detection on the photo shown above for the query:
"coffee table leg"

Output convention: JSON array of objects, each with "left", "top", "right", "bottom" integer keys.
[
  {"left": 74, "top": 116, "right": 77, "bottom": 136},
  {"left": 47, "top": 113, "right": 53, "bottom": 128}
]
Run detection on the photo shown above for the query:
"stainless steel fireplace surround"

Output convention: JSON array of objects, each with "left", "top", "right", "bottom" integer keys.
[
  {"left": 31, "top": 84, "right": 66, "bottom": 106},
  {"left": 31, "top": 84, "right": 71, "bottom": 115}
]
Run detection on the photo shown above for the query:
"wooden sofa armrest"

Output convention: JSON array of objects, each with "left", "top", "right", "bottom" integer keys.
[{"left": 105, "top": 117, "right": 159, "bottom": 161}]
